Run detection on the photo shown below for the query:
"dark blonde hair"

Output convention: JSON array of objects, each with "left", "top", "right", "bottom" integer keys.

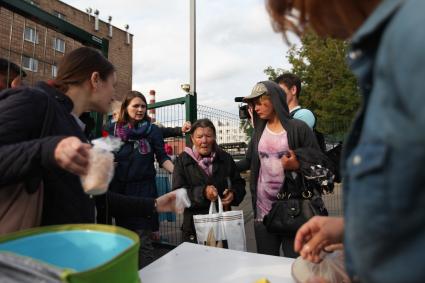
[
  {"left": 247, "top": 93, "right": 271, "bottom": 108},
  {"left": 54, "top": 47, "right": 115, "bottom": 93},
  {"left": 118, "top": 91, "right": 150, "bottom": 124},
  {"left": 266, "top": 0, "right": 381, "bottom": 40}
]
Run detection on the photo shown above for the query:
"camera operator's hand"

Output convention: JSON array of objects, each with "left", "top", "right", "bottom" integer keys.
[{"left": 248, "top": 107, "right": 254, "bottom": 126}]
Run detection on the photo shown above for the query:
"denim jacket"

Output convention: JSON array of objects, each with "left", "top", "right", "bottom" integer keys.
[{"left": 343, "top": 0, "right": 425, "bottom": 282}]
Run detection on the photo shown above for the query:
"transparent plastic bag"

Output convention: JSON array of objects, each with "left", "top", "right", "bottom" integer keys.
[
  {"left": 291, "top": 250, "right": 351, "bottom": 283},
  {"left": 174, "top": 188, "right": 191, "bottom": 214},
  {"left": 80, "top": 137, "right": 122, "bottom": 195}
]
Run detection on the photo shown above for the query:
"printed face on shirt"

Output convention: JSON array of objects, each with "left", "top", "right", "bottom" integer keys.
[
  {"left": 259, "top": 135, "right": 288, "bottom": 188},
  {"left": 191, "top": 127, "right": 215, "bottom": 156},
  {"left": 127, "top": 97, "right": 147, "bottom": 123}
]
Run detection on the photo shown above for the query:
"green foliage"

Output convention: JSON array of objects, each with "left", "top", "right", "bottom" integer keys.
[
  {"left": 264, "top": 66, "right": 287, "bottom": 81},
  {"left": 265, "top": 31, "right": 360, "bottom": 139}
]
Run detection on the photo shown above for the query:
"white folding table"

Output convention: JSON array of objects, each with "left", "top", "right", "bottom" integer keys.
[{"left": 139, "top": 242, "right": 295, "bottom": 283}]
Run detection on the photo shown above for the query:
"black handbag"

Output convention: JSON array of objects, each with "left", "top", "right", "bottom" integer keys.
[{"left": 263, "top": 172, "right": 328, "bottom": 235}]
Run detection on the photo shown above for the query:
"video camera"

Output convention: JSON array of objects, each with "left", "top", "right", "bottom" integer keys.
[{"left": 235, "top": 97, "right": 249, "bottom": 120}]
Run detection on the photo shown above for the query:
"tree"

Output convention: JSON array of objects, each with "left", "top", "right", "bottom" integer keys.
[
  {"left": 265, "top": 31, "right": 360, "bottom": 139},
  {"left": 264, "top": 66, "right": 287, "bottom": 81}
]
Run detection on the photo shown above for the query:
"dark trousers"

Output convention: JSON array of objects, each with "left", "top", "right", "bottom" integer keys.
[{"left": 254, "top": 221, "right": 298, "bottom": 258}]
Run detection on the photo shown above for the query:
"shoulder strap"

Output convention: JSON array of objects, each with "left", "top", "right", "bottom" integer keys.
[
  {"left": 291, "top": 107, "right": 318, "bottom": 129},
  {"left": 310, "top": 110, "right": 317, "bottom": 129},
  {"left": 289, "top": 107, "right": 317, "bottom": 130},
  {"left": 290, "top": 107, "right": 302, "bottom": 118}
]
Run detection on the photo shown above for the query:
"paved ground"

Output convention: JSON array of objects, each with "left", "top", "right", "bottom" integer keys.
[{"left": 233, "top": 173, "right": 257, "bottom": 253}]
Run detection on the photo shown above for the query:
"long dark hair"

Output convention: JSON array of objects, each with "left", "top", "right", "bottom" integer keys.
[
  {"left": 54, "top": 47, "right": 115, "bottom": 93},
  {"left": 117, "top": 90, "right": 151, "bottom": 124}
]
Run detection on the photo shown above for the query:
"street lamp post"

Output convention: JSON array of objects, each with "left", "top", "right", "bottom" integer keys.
[{"left": 186, "top": 0, "right": 197, "bottom": 123}]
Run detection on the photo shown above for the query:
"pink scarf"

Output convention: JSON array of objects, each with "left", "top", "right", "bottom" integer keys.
[{"left": 184, "top": 146, "right": 216, "bottom": 177}]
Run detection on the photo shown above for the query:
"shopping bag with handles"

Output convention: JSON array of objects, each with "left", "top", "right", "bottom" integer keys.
[{"left": 193, "top": 197, "right": 246, "bottom": 251}]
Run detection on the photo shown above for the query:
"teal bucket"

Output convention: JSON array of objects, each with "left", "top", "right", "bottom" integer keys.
[{"left": 0, "top": 224, "right": 140, "bottom": 283}]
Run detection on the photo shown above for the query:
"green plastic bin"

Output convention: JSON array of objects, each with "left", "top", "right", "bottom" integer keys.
[{"left": 0, "top": 224, "right": 140, "bottom": 283}]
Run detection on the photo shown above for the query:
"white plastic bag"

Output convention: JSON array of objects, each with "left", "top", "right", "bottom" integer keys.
[
  {"left": 291, "top": 250, "right": 351, "bottom": 283},
  {"left": 80, "top": 137, "right": 122, "bottom": 195},
  {"left": 174, "top": 188, "right": 191, "bottom": 214},
  {"left": 193, "top": 197, "right": 246, "bottom": 251}
]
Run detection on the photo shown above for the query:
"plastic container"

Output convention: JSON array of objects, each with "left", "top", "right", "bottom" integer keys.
[{"left": 80, "top": 137, "right": 122, "bottom": 195}]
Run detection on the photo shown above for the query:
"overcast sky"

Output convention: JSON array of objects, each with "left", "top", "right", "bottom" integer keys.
[{"left": 63, "top": 0, "right": 297, "bottom": 114}]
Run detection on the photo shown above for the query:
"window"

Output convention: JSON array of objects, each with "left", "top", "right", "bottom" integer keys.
[
  {"left": 52, "top": 10, "right": 66, "bottom": 19},
  {"left": 24, "top": 27, "right": 38, "bottom": 43},
  {"left": 51, "top": 65, "right": 58, "bottom": 78},
  {"left": 22, "top": 56, "right": 38, "bottom": 72},
  {"left": 53, "top": 38, "right": 65, "bottom": 53}
]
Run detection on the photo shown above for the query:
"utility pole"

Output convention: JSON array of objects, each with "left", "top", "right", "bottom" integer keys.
[{"left": 186, "top": 0, "right": 197, "bottom": 123}]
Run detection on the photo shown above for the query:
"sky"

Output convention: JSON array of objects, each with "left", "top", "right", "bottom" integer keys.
[{"left": 63, "top": 0, "right": 297, "bottom": 114}]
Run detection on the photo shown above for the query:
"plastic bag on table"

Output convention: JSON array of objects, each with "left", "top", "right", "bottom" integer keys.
[
  {"left": 80, "top": 137, "right": 122, "bottom": 195},
  {"left": 174, "top": 188, "right": 191, "bottom": 214},
  {"left": 291, "top": 250, "right": 351, "bottom": 283}
]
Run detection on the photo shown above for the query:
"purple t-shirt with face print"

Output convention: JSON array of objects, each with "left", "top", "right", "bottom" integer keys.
[{"left": 256, "top": 125, "right": 289, "bottom": 220}]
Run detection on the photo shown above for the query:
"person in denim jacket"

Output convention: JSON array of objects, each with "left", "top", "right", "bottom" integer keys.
[{"left": 266, "top": 0, "right": 425, "bottom": 282}]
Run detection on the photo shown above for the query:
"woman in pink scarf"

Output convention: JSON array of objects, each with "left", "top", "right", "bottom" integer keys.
[{"left": 172, "top": 119, "right": 246, "bottom": 243}]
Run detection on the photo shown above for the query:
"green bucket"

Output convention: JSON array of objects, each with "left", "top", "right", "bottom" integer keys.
[{"left": 0, "top": 224, "right": 140, "bottom": 283}]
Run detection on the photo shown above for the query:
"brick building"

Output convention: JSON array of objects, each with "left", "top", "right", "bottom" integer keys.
[{"left": 0, "top": 0, "right": 133, "bottom": 99}]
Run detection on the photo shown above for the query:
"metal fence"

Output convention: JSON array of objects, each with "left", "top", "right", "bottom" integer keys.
[
  {"left": 153, "top": 102, "right": 250, "bottom": 245},
  {"left": 152, "top": 99, "right": 345, "bottom": 247},
  {"left": 151, "top": 102, "right": 186, "bottom": 245}
]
